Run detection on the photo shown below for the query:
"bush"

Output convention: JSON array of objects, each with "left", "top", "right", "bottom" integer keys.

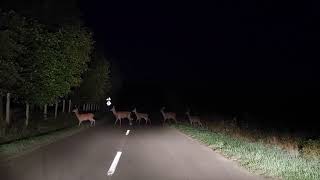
[
  {"left": 205, "top": 119, "right": 320, "bottom": 159},
  {"left": 302, "top": 139, "right": 320, "bottom": 160}
]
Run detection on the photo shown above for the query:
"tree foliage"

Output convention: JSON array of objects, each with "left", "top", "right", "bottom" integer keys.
[
  {"left": 30, "top": 25, "right": 93, "bottom": 105},
  {"left": 0, "top": 10, "right": 94, "bottom": 105},
  {"left": 0, "top": 0, "right": 81, "bottom": 27},
  {"left": 77, "top": 51, "right": 112, "bottom": 103}
]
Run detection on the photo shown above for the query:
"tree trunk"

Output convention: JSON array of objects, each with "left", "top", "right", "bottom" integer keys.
[
  {"left": 25, "top": 102, "right": 30, "bottom": 126},
  {"left": 62, "top": 100, "right": 65, "bottom": 113},
  {"left": 68, "top": 100, "right": 71, "bottom": 113},
  {"left": 55, "top": 101, "right": 58, "bottom": 118},
  {"left": 44, "top": 104, "right": 47, "bottom": 120},
  {"left": 0, "top": 95, "right": 3, "bottom": 122},
  {"left": 5, "top": 93, "right": 10, "bottom": 124}
]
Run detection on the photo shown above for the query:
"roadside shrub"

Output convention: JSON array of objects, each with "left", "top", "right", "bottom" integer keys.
[
  {"left": 302, "top": 139, "right": 320, "bottom": 160},
  {"left": 205, "top": 118, "right": 319, "bottom": 159}
]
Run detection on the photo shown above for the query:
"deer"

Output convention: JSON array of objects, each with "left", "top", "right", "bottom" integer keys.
[
  {"left": 110, "top": 106, "right": 133, "bottom": 126},
  {"left": 160, "top": 107, "right": 177, "bottom": 124},
  {"left": 72, "top": 108, "right": 95, "bottom": 126},
  {"left": 132, "top": 108, "right": 151, "bottom": 125},
  {"left": 186, "top": 109, "right": 203, "bottom": 127}
]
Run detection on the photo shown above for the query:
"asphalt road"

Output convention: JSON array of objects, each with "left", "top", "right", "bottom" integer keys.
[{"left": 0, "top": 122, "right": 265, "bottom": 180}]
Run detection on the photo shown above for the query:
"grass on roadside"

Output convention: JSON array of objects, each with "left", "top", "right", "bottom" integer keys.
[
  {"left": 0, "top": 114, "right": 78, "bottom": 144},
  {"left": 0, "top": 124, "right": 90, "bottom": 160},
  {"left": 173, "top": 124, "right": 320, "bottom": 180}
]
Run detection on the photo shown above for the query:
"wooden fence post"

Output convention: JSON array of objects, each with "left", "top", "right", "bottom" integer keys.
[
  {"left": 0, "top": 95, "right": 3, "bottom": 121},
  {"left": 68, "top": 100, "right": 71, "bottom": 113},
  {"left": 86, "top": 104, "right": 89, "bottom": 111},
  {"left": 25, "top": 102, "right": 29, "bottom": 126},
  {"left": 5, "top": 93, "right": 10, "bottom": 124},
  {"left": 55, "top": 101, "right": 58, "bottom": 118},
  {"left": 62, "top": 100, "right": 65, "bottom": 113},
  {"left": 44, "top": 104, "right": 47, "bottom": 120}
]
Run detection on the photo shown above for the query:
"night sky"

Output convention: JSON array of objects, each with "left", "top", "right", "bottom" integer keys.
[{"left": 79, "top": 1, "right": 320, "bottom": 117}]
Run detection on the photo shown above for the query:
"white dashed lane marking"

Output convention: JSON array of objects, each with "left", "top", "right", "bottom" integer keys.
[
  {"left": 107, "top": 129, "right": 131, "bottom": 176},
  {"left": 107, "top": 151, "right": 122, "bottom": 176}
]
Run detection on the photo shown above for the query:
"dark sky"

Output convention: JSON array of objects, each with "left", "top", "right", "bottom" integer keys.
[{"left": 79, "top": 0, "right": 320, "bottom": 111}]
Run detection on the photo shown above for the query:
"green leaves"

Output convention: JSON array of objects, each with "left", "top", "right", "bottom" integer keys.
[
  {"left": 77, "top": 51, "right": 112, "bottom": 103},
  {"left": 0, "top": 10, "right": 94, "bottom": 105}
]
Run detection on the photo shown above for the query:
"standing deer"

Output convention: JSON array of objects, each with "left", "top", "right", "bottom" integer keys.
[
  {"left": 72, "top": 108, "right": 95, "bottom": 126},
  {"left": 132, "top": 108, "right": 151, "bottom": 125},
  {"left": 186, "top": 109, "right": 203, "bottom": 127},
  {"left": 110, "top": 106, "right": 133, "bottom": 126},
  {"left": 160, "top": 107, "right": 177, "bottom": 124}
]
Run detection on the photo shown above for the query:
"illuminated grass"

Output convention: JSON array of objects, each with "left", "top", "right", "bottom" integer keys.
[
  {"left": 0, "top": 125, "right": 90, "bottom": 161},
  {"left": 174, "top": 124, "right": 320, "bottom": 180}
]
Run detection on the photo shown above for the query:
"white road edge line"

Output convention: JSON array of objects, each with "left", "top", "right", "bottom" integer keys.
[
  {"left": 107, "top": 151, "right": 122, "bottom": 176},
  {"left": 126, "top": 130, "right": 130, "bottom": 135}
]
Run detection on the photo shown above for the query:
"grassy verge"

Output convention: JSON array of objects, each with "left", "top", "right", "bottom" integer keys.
[
  {"left": 173, "top": 124, "right": 320, "bottom": 180},
  {"left": 0, "top": 124, "right": 90, "bottom": 161},
  {"left": 0, "top": 114, "right": 78, "bottom": 144}
]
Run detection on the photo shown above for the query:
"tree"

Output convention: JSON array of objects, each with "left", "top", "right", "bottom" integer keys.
[
  {"left": 0, "top": 11, "right": 25, "bottom": 94},
  {"left": 27, "top": 24, "right": 94, "bottom": 105},
  {"left": 75, "top": 51, "right": 112, "bottom": 104},
  {"left": 1, "top": 10, "right": 94, "bottom": 106},
  {"left": 0, "top": 0, "right": 81, "bottom": 27},
  {"left": 0, "top": 10, "right": 28, "bottom": 124}
]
